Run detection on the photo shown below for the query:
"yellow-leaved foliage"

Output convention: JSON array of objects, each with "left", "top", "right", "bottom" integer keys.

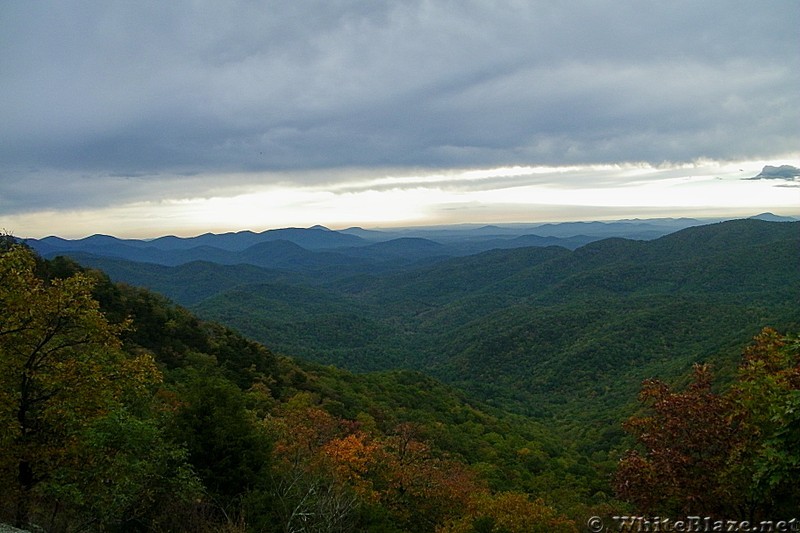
[{"left": 0, "top": 244, "right": 161, "bottom": 527}]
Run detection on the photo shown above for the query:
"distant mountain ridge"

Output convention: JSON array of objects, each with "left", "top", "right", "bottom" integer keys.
[
  {"left": 32, "top": 225, "right": 363, "bottom": 253},
  {"left": 25, "top": 216, "right": 743, "bottom": 270},
  {"left": 12, "top": 216, "right": 797, "bottom": 527}
]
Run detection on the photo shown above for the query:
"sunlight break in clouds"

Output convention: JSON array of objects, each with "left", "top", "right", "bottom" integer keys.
[
  {"left": 3, "top": 159, "right": 797, "bottom": 239},
  {"left": 1, "top": 2, "right": 798, "bottom": 238}
]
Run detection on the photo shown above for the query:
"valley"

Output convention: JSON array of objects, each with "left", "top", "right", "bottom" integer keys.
[
  {"left": 5, "top": 215, "right": 799, "bottom": 530},
  {"left": 28, "top": 217, "right": 800, "bottom": 430}
]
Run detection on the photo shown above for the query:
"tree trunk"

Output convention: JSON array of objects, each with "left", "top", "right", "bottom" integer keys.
[{"left": 15, "top": 458, "right": 34, "bottom": 528}]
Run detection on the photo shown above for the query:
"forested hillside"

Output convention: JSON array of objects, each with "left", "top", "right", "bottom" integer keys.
[
  {"left": 65, "top": 220, "right": 799, "bottom": 433},
  {"left": 1, "top": 241, "right": 593, "bottom": 531},
  {"left": 4, "top": 218, "right": 799, "bottom": 530}
]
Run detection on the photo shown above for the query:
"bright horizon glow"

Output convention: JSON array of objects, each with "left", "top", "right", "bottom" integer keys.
[
  {"left": 3, "top": 3, "right": 798, "bottom": 241},
  {"left": 3, "top": 159, "right": 798, "bottom": 240}
]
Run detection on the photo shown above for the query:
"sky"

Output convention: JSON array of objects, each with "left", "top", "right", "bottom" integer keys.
[{"left": 1, "top": 1, "right": 798, "bottom": 239}]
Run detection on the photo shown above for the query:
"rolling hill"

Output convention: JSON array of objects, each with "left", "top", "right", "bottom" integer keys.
[{"left": 47, "top": 219, "right": 800, "bottom": 445}]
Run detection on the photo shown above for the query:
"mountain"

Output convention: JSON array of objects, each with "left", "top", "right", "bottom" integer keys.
[
  {"left": 225, "top": 220, "right": 800, "bottom": 423},
  {"left": 335, "top": 237, "right": 451, "bottom": 263},
  {"left": 26, "top": 217, "right": 714, "bottom": 271},
  {"left": 235, "top": 239, "right": 370, "bottom": 270},
  {"left": 26, "top": 226, "right": 367, "bottom": 260},
  {"left": 4, "top": 245, "right": 601, "bottom": 530},
  {"left": 146, "top": 225, "right": 366, "bottom": 251},
  {"left": 60, "top": 254, "right": 309, "bottom": 306},
  {"left": 750, "top": 212, "right": 798, "bottom": 222},
  {"left": 407, "top": 220, "right": 799, "bottom": 417},
  {"left": 147, "top": 230, "right": 266, "bottom": 251},
  {"left": 523, "top": 218, "right": 705, "bottom": 239},
  {"left": 58, "top": 219, "right": 800, "bottom": 442},
  {"left": 361, "top": 217, "right": 707, "bottom": 242},
  {"left": 11, "top": 217, "right": 798, "bottom": 528},
  {"left": 445, "top": 233, "right": 597, "bottom": 254},
  {"left": 338, "top": 226, "right": 392, "bottom": 241}
]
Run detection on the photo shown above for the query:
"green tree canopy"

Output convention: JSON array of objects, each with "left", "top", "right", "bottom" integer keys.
[{"left": 0, "top": 244, "right": 195, "bottom": 530}]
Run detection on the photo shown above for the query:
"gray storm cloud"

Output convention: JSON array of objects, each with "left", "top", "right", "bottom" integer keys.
[{"left": 0, "top": 0, "right": 798, "bottom": 214}]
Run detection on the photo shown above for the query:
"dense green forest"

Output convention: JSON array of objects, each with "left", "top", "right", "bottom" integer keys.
[
  {"left": 0, "top": 240, "right": 598, "bottom": 531},
  {"left": 71, "top": 220, "right": 800, "bottom": 433},
  {"left": 2, "top": 220, "right": 799, "bottom": 531}
]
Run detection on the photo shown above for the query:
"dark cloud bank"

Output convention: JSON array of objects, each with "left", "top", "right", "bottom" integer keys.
[{"left": 0, "top": 1, "right": 798, "bottom": 214}]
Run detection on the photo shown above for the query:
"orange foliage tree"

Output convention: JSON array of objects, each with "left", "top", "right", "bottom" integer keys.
[
  {"left": 265, "top": 399, "right": 575, "bottom": 532},
  {"left": 437, "top": 491, "right": 576, "bottom": 533}
]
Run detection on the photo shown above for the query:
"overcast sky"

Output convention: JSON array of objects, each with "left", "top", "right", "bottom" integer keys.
[{"left": 1, "top": 1, "right": 798, "bottom": 238}]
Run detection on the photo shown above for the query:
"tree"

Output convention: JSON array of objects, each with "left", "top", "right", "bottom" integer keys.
[
  {"left": 0, "top": 244, "right": 166, "bottom": 528},
  {"left": 727, "top": 328, "right": 800, "bottom": 517},
  {"left": 170, "top": 371, "right": 272, "bottom": 509},
  {"left": 263, "top": 399, "right": 363, "bottom": 533},
  {"left": 614, "top": 329, "right": 800, "bottom": 519},
  {"left": 438, "top": 491, "right": 576, "bottom": 533},
  {"left": 613, "top": 363, "right": 742, "bottom": 516},
  {"left": 380, "top": 435, "right": 475, "bottom": 530},
  {"left": 46, "top": 408, "right": 202, "bottom": 531},
  {"left": 263, "top": 402, "right": 490, "bottom": 532}
]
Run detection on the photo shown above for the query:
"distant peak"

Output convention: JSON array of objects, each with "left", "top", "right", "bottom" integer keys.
[
  {"left": 309, "top": 225, "right": 331, "bottom": 231},
  {"left": 749, "top": 212, "right": 797, "bottom": 222}
]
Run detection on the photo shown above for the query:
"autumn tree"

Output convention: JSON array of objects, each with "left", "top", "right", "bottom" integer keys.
[
  {"left": 261, "top": 396, "right": 364, "bottom": 532},
  {"left": 263, "top": 400, "right": 493, "bottom": 532},
  {"left": 0, "top": 244, "right": 187, "bottom": 529},
  {"left": 437, "top": 491, "right": 576, "bottom": 533},
  {"left": 615, "top": 329, "right": 800, "bottom": 519},
  {"left": 376, "top": 423, "right": 482, "bottom": 532},
  {"left": 613, "top": 363, "right": 742, "bottom": 516}
]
